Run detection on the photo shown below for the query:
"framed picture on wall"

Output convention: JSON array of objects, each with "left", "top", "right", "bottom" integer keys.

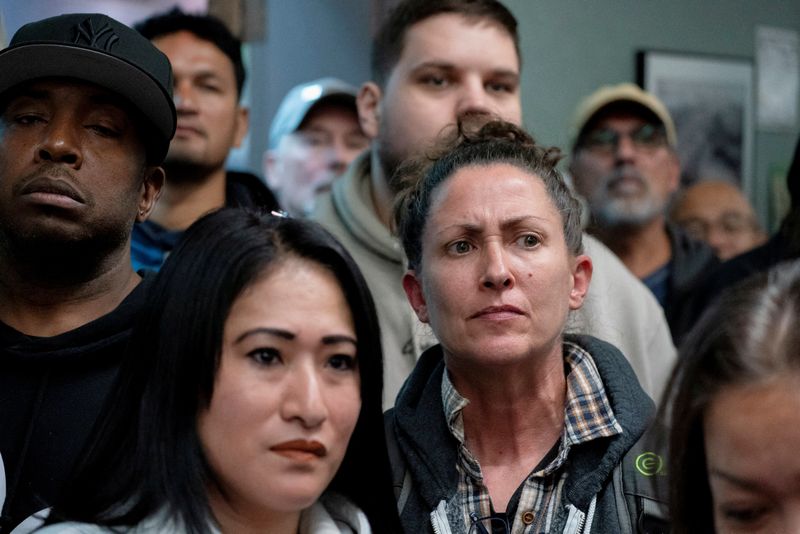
[{"left": 637, "top": 50, "right": 754, "bottom": 195}]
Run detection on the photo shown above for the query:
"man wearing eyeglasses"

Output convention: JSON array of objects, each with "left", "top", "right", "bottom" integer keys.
[{"left": 569, "top": 83, "right": 718, "bottom": 343}]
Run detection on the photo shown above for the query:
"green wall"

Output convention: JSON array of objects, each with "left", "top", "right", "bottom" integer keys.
[{"left": 506, "top": 0, "right": 800, "bottom": 229}]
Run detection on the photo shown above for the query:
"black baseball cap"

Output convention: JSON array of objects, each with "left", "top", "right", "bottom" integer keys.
[{"left": 0, "top": 13, "right": 177, "bottom": 164}]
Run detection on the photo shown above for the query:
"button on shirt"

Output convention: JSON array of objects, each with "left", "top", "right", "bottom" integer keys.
[{"left": 442, "top": 341, "right": 623, "bottom": 533}]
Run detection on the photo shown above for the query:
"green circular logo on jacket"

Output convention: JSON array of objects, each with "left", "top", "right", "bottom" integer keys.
[{"left": 635, "top": 452, "right": 664, "bottom": 476}]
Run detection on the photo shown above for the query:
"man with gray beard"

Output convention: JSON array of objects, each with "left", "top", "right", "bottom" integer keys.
[{"left": 569, "top": 83, "right": 717, "bottom": 342}]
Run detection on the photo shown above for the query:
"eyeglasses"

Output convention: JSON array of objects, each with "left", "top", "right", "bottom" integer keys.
[
  {"left": 469, "top": 512, "right": 510, "bottom": 534},
  {"left": 580, "top": 123, "right": 667, "bottom": 154},
  {"left": 677, "top": 213, "right": 758, "bottom": 241}
]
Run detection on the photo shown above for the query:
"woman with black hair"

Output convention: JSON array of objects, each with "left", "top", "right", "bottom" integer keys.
[{"left": 37, "top": 209, "right": 400, "bottom": 533}]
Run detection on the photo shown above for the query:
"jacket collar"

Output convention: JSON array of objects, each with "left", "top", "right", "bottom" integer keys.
[{"left": 390, "top": 334, "right": 655, "bottom": 511}]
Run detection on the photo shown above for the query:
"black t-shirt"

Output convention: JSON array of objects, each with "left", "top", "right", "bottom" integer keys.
[{"left": 0, "top": 275, "right": 152, "bottom": 533}]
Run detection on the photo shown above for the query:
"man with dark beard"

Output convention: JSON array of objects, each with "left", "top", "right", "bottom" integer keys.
[
  {"left": 569, "top": 83, "right": 718, "bottom": 342},
  {"left": 0, "top": 13, "right": 173, "bottom": 532},
  {"left": 132, "top": 10, "right": 278, "bottom": 271},
  {"left": 312, "top": 0, "right": 677, "bottom": 407}
]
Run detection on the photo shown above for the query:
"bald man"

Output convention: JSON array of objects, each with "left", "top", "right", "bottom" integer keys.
[{"left": 671, "top": 180, "right": 766, "bottom": 260}]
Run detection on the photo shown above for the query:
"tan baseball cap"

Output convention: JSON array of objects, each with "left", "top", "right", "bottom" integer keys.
[{"left": 570, "top": 83, "right": 677, "bottom": 150}]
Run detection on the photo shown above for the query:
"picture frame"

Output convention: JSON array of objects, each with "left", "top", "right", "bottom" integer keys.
[{"left": 637, "top": 50, "right": 754, "bottom": 196}]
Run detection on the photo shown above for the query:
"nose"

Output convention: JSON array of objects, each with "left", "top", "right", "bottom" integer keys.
[
  {"left": 173, "top": 80, "right": 197, "bottom": 113},
  {"left": 614, "top": 132, "right": 637, "bottom": 163},
  {"left": 280, "top": 362, "right": 328, "bottom": 429},
  {"left": 705, "top": 224, "right": 730, "bottom": 258},
  {"left": 456, "top": 77, "right": 493, "bottom": 118},
  {"left": 480, "top": 242, "right": 514, "bottom": 289},
  {"left": 326, "top": 138, "right": 349, "bottom": 176},
  {"left": 36, "top": 118, "right": 82, "bottom": 167}
]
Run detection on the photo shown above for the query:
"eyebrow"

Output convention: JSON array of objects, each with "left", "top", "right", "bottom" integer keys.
[
  {"left": 182, "top": 69, "right": 224, "bottom": 83},
  {"left": 708, "top": 467, "right": 762, "bottom": 491},
  {"left": 13, "top": 88, "right": 47, "bottom": 100},
  {"left": 321, "top": 334, "right": 358, "bottom": 347},
  {"left": 720, "top": 211, "right": 752, "bottom": 221},
  {"left": 411, "top": 61, "right": 519, "bottom": 80},
  {"left": 89, "top": 92, "right": 130, "bottom": 109},
  {"left": 436, "top": 214, "right": 546, "bottom": 236},
  {"left": 234, "top": 328, "right": 357, "bottom": 347},
  {"left": 9, "top": 88, "right": 130, "bottom": 114}
]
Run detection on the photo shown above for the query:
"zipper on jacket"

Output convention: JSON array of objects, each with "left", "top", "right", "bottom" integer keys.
[
  {"left": 573, "top": 495, "right": 597, "bottom": 534},
  {"left": 575, "top": 513, "right": 586, "bottom": 534},
  {"left": 430, "top": 500, "right": 452, "bottom": 534}
]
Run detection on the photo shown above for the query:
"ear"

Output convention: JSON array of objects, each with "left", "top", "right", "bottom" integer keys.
[
  {"left": 402, "top": 270, "right": 429, "bottom": 323},
  {"left": 568, "top": 254, "right": 593, "bottom": 310},
  {"left": 232, "top": 105, "right": 250, "bottom": 148},
  {"left": 263, "top": 149, "right": 280, "bottom": 190},
  {"left": 665, "top": 149, "right": 681, "bottom": 193},
  {"left": 136, "top": 166, "right": 165, "bottom": 222},
  {"left": 356, "top": 82, "right": 382, "bottom": 140}
]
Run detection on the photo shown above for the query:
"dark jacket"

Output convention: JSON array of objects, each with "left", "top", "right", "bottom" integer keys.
[
  {"left": 384, "top": 334, "right": 657, "bottom": 533},
  {"left": 685, "top": 214, "right": 800, "bottom": 328},
  {"left": 0, "top": 276, "right": 153, "bottom": 533},
  {"left": 664, "top": 223, "right": 719, "bottom": 344},
  {"left": 131, "top": 171, "right": 280, "bottom": 271}
]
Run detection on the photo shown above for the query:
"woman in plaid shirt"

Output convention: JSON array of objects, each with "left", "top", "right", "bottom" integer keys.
[{"left": 385, "top": 120, "right": 657, "bottom": 534}]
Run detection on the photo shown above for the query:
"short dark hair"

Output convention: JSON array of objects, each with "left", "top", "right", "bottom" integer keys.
[
  {"left": 46, "top": 209, "right": 400, "bottom": 533},
  {"left": 371, "top": 0, "right": 520, "bottom": 87},
  {"left": 136, "top": 9, "right": 246, "bottom": 98},
  {"left": 393, "top": 119, "right": 583, "bottom": 272},
  {"left": 662, "top": 260, "right": 800, "bottom": 533}
]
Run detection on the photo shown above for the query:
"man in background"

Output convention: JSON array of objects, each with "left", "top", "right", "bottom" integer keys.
[
  {"left": 313, "top": 0, "right": 675, "bottom": 406},
  {"left": 133, "top": 10, "right": 278, "bottom": 271},
  {"left": 670, "top": 179, "right": 766, "bottom": 260},
  {"left": 688, "top": 136, "right": 800, "bottom": 323},
  {"left": 265, "top": 77, "right": 368, "bottom": 216},
  {"left": 0, "top": 14, "right": 173, "bottom": 531},
  {"left": 569, "top": 83, "right": 717, "bottom": 342}
]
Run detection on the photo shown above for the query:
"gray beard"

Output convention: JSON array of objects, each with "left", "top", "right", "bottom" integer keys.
[{"left": 590, "top": 194, "right": 665, "bottom": 228}]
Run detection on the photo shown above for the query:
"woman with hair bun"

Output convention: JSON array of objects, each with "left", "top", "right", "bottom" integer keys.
[{"left": 386, "top": 120, "right": 655, "bottom": 533}]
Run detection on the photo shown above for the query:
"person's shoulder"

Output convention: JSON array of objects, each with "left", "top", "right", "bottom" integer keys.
[
  {"left": 302, "top": 493, "right": 372, "bottom": 533},
  {"left": 583, "top": 233, "right": 645, "bottom": 287},
  {"left": 666, "top": 222, "right": 719, "bottom": 270},
  {"left": 35, "top": 522, "right": 117, "bottom": 534},
  {"left": 225, "top": 171, "right": 281, "bottom": 212},
  {"left": 566, "top": 334, "right": 654, "bottom": 412},
  {"left": 684, "top": 232, "right": 787, "bottom": 325}
]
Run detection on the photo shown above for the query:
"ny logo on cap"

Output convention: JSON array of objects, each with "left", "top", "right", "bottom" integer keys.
[{"left": 73, "top": 18, "right": 119, "bottom": 51}]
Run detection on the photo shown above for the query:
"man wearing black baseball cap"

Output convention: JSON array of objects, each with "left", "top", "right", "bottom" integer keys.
[{"left": 0, "top": 13, "right": 175, "bottom": 532}]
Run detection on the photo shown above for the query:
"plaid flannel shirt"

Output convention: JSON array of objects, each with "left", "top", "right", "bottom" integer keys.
[{"left": 441, "top": 340, "right": 623, "bottom": 534}]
